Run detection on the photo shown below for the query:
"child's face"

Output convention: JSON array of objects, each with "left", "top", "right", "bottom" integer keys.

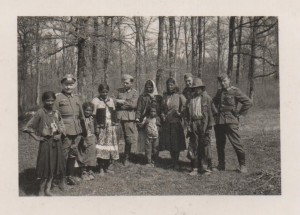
[
  {"left": 150, "top": 110, "right": 157, "bottom": 118},
  {"left": 84, "top": 106, "right": 93, "bottom": 118},
  {"left": 62, "top": 82, "right": 76, "bottom": 94},
  {"left": 43, "top": 98, "right": 55, "bottom": 110},
  {"left": 99, "top": 89, "right": 109, "bottom": 99}
]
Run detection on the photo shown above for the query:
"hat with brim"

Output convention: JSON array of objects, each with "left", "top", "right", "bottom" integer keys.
[
  {"left": 190, "top": 78, "right": 205, "bottom": 88},
  {"left": 61, "top": 74, "right": 76, "bottom": 84}
]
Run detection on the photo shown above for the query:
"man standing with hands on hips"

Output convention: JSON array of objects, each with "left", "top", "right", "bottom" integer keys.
[
  {"left": 213, "top": 73, "right": 252, "bottom": 173},
  {"left": 113, "top": 74, "right": 139, "bottom": 166}
]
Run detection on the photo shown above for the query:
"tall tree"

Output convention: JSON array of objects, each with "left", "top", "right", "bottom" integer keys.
[
  {"left": 197, "top": 17, "right": 202, "bottom": 78},
  {"left": 169, "top": 16, "right": 175, "bottom": 78},
  {"left": 156, "top": 16, "right": 165, "bottom": 93},
  {"left": 235, "top": 17, "right": 243, "bottom": 85},
  {"left": 217, "top": 17, "right": 221, "bottom": 75},
  {"left": 191, "top": 16, "right": 197, "bottom": 76},
  {"left": 134, "top": 17, "right": 142, "bottom": 91},
  {"left": 184, "top": 17, "right": 190, "bottom": 71},
  {"left": 35, "top": 18, "right": 41, "bottom": 106},
  {"left": 92, "top": 17, "right": 99, "bottom": 96},
  {"left": 227, "top": 16, "right": 235, "bottom": 78}
]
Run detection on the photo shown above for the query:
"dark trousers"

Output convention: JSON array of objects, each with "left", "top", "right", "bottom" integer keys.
[
  {"left": 62, "top": 135, "right": 81, "bottom": 176},
  {"left": 188, "top": 120, "right": 212, "bottom": 170},
  {"left": 214, "top": 124, "right": 245, "bottom": 167},
  {"left": 145, "top": 137, "right": 159, "bottom": 164},
  {"left": 121, "top": 121, "right": 138, "bottom": 159}
]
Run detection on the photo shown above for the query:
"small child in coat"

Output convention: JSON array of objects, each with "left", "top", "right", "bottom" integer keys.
[
  {"left": 140, "top": 107, "right": 161, "bottom": 167},
  {"left": 23, "top": 91, "right": 65, "bottom": 196},
  {"left": 78, "top": 102, "right": 97, "bottom": 181}
]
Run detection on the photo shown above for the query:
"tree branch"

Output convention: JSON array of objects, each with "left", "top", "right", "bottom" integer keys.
[
  {"left": 254, "top": 71, "right": 277, "bottom": 78},
  {"left": 232, "top": 52, "right": 278, "bottom": 67}
]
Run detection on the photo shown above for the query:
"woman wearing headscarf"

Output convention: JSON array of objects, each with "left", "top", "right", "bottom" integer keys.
[
  {"left": 136, "top": 80, "right": 163, "bottom": 167},
  {"left": 160, "top": 78, "right": 186, "bottom": 170}
]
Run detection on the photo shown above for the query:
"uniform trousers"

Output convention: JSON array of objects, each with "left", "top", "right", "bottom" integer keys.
[
  {"left": 62, "top": 135, "right": 82, "bottom": 176},
  {"left": 214, "top": 124, "right": 245, "bottom": 167},
  {"left": 121, "top": 121, "right": 138, "bottom": 159}
]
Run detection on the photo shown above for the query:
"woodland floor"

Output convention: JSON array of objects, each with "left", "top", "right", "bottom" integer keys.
[{"left": 18, "top": 108, "right": 280, "bottom": 196}]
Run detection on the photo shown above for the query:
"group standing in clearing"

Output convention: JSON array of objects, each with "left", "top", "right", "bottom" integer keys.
[{"left": 22, "top": 72, "right": 252, "bottom": 196}]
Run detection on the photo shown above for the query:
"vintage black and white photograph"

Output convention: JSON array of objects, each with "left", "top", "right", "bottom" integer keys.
[{"left": 17, "top": 16, "right": 280, "bottom": 196}]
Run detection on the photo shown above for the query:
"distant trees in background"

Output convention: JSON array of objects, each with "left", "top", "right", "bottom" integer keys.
[{"left": 18, "top": 16, "right": 279, "bottom": 114}]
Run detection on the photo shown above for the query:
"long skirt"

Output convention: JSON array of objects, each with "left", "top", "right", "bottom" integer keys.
[
  {"left": 159, "top": 122, "right": 186, "bottom": 152},
  {"left": 96, "top": 122, "right": 119, "bottom": 160},
  {"left": 36, "top": 137, "right": 65, "bottom": 179}
]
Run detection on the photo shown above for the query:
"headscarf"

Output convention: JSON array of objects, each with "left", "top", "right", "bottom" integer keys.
[{"left": 144, "top": 80, "right": 158, "bottom": 98}]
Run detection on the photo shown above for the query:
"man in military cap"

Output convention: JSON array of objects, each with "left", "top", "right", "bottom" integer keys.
[
  {"left": 186, "top": 78, "right": 215, "bottom": 175},
  {"left": 54, "top": 74, "right": 85, "bottom": 185},
  {"left": 182, "top": 73, "right": 194, "bottom": 100},
  {"left": 213, "top": 73, "right": 252, "bottom": 173},
  {"left": 113, "top": 74, "right": 139, "bottom": 166}
]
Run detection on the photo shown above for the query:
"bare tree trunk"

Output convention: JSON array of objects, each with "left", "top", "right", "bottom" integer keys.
[
  {"left": 117, "top": 17, "right": 124, "bottom": 80},
  {"left": 217, "top": 17, "right": 221, "bottom": 75},
  {"left": 174, "top": 17, "right": 182, "bottom": 79},
  {"left": 235, "top": 17, "right": 243, "bottom": 85},
  {"left": 227, "top": 16, "right": 235, "bottom": 78},
  {"left": 275, "top": 19, "right": 279, "bottom": 79},
  {"left": 164, "top": 20, "right": 169, "bottom": 69},
  {"left": 156, "top": 16, "right": 164, "bottom": 93},
  {"left": 202, "top": 17, "right": 206, "bottom": 76},
  {"left": 248, "top": 17, "right": 258, "bottom": 100},
  {"left": 169, "top": 16, "right": 175, "bottom": 78},
  {"left": 103, "top": 17, "right": 109, "bottom": 85},
  {"left": 134, "top": 17, "right": 142, "bottom": 91},
  {"left": 191, "top": 16, "right": 197, "bottom": 76},
  {"left": 35, "top": 18, "right": 41, "bottom": 106},
  {"left": 92, "top": 17, "right": 99, "bottom": 96},
  {"left": 184, "top": 17, "right": 189, "bottom": 71},
  {"left": 197, "top": 17, "right": 202, "bottom": 78},
  {"left": 77, "top": 17, "right": 88, "bottom": 99}
]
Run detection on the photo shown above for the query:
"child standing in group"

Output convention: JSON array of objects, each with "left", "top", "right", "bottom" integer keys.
[
  {"left": 23, "top": 91, "right": 66, "bottom": 196},
  {"left": 92, "top": 84, "right": 119, "bottom": 176},
  {"left": 78, "top": 102, "right": 97, "bottom": 180},
  {"left": 139, "top": 107, "right": 161, "bottom": 167}
]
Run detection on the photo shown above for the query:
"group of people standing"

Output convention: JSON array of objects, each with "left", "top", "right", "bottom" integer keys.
[{"left": 22, "top": 71, "right": 252, "bottom": 196}]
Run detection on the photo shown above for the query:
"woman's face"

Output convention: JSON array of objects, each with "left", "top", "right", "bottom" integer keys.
[
  {"left": 145, "top": 83, "right": 154, "bottom": 94},
  {"left": 43, "top": 97, "right": 55, "bottom": 110},
  {"left": 99, "top": 89, "right": 108, "bottom": 99},
  {"left": 167, "top": 82, "right": 175, "bottom": 92}
]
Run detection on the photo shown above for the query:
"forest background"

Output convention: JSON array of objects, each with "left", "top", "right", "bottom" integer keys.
[{"left": 17, "top": 16, "right": 279, "bottom": 114}]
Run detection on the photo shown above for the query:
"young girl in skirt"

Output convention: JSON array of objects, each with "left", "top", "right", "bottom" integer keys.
[
  {"left": 78, "top": 102, "right": 97, "bottom": 180},
  {"left": 23, "top": 91, "right": 65, "bottom": 196},
  {"left": 92, "top": 84, "right": 119, "bottom": 176}
]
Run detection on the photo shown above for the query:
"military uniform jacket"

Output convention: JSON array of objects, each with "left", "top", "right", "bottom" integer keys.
[
  {"left": 113, "top": 87, "right": 138, "bottom": 121},
  {"left": 213, "top": 86, "right": 252, "bottom": 125},
  {"left": 186, "top": 91, "right": 215, "bottom": 132},
  {"left": 54, "top": 92, "right": 83, "bottom": 135},
  {"left": 182, "top": 87, "right": 193, "bottom": 101}
]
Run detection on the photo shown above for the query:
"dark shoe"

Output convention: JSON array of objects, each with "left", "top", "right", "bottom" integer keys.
[
  {"left": 212, "top": 165, "right": 225, "bottom": 172},
  {"left": 173, "top": 164, "right": 180, "bottom": 171},
  {"left": 238, "top": 165, "right": 248, "bottom": 174},
  {"left": 66, "top": 176, "right": 77, "bottom": 185}
]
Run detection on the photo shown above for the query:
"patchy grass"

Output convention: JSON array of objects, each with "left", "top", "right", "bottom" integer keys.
[{"left": 19, "top": 108, "right": 280, "bottom": 196}]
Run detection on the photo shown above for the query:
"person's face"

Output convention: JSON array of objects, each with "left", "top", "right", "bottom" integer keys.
[
  {"left": 145, "top": 83, "right": 154, "bottom": 94},
  {"left": 185, "top": 77, "right": 193, "bottom": 87},
  {"left": 62, "top": 82, "right": 76, "bottom": 94},
  {"left": 123, "top": 79, "right": 133, "bottom": 90},
  {"left": 43, "top": 97, "right": 55, "bottom": 110},
  {"left": 220, "top": 77, "right": 230, "bottom": 89},
  {"left": 150, "top": 110, "right": 157, "bottom": 118},
  {"left": 193, "top": 87, "right": 203, "bottom": 96},
  {"left": 84, "top": 106, "right": 93, "bottom": 118},
  {"left": 167, "top": 82, "right": 175, "bottom": 92},
  {"left": 99, "top": 89, "right": 109, "bottom": 99}
]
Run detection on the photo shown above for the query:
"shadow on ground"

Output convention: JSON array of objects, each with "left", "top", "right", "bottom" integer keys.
[{"left": 19, "top": 168, "right": 39, "bottom": 196}]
